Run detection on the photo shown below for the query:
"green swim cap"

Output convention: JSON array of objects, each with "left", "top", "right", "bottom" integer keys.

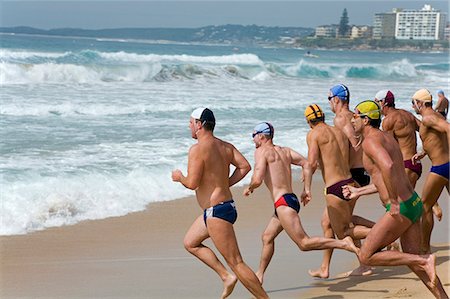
[{"left": 355, "top": 100, "right": 381, "bottom": 120}]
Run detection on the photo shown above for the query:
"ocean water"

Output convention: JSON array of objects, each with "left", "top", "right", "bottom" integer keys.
[{"left": 1, "top": 33, "right": 449, "bottom": 235}]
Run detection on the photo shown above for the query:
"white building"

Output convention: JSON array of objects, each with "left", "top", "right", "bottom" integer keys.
[
  {"left": 350, "top": 25, "right": 373, "bottom": 39},
  {"left": 315, "top": 25, "right": 338, "bottom": 38},
  {"left": 395, "top": 4, "right": 447, "bottom": 40}
]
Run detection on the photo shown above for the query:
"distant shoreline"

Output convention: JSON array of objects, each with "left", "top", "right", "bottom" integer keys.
[{"left": 2, "top": 25, "right": 448, "bottom": 53}]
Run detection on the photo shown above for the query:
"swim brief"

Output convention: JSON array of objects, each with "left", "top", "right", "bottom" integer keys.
[
  {"left": 385, "top": 191, "right": 423, "bottom": 224},
  {"left": 203, "top": 199, "right": 237, "bottom": 226},
  {"left": 325, "top": 178, "right": 356, "bottom": 201},
  {"left": 274, "top": 193, "right": 300, "bottom": 217},
  {"left": 350, "top": 168, "right": 370, "bottom": 187},
  {"left": 430, "top": 162, "right": 449, "bottom": 180},
  {"left": 404, "top": 159, "right": 422, "bottom": 178}
]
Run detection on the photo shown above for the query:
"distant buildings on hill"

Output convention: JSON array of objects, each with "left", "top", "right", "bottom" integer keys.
[{"left": 315, "top": 4, "right": 448, "bottom": 41}]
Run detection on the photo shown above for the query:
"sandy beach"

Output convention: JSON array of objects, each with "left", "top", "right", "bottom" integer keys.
[{"left": 1, "top": 158, "right": 449, "bottom": 298}]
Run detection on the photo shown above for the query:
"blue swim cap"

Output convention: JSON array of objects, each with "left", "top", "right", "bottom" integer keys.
[
  {"left": 330, "top": 84, "right": 350, "bottom": 102},
  {"left": 437, "top": 90, "right": 444, "bottom": 96},
  {"left": 253, "top": 122, "right": 274, "bottom": 138}
]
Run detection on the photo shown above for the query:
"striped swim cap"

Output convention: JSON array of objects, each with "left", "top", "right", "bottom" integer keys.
[
  {"left": 412, "top": 89, "right": 432, "bottom": 102},
  {"left": 305, "top": 104, "right": 324, "bottom": 121},
  {"left": 355, "top": 100, "right": 381, "bottom": 120}
]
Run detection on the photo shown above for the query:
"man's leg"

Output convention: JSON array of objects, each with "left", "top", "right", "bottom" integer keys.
[
  {"left": 308, "top": 208, "right": 334, "bottom": 279},
  {"left": 206, "top": 217, "right": 268, "bottom": 299},
  {"left": 359, "top": 213, "right": 437, "bottom": 289},
  {"left": 184, "top": 215, "right": 237, "bottom": 299},
  {"left": 275, "top": 206, "right": 358, "bottom": 254},
  {"left": 420, "top": 173, "right": 448, "bottom": 254},
  {"left": 400, "top": 221, "right": 448, "bottom": 298},
  {"left": 256, "top": 215, "right": 283, "bottom": 284},
  {"left": 326, "top": 195, "right": 372, "bottom": 277}
]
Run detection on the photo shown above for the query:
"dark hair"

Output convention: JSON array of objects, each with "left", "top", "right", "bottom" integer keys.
[
  {"left": 309, "top": 116, "right": 325, "bottom": 124},
  {"left": 424, "top": 102, "right": 432, "bottom": 108},
  {"left": 385, "top": 102, "right": 395, "bottom": 108},
  {"left": 198, "top": 120, "right": 215, "bottom": 132},
  {"left": 362, "top": 116, "right": 381, "bottom": 128}
]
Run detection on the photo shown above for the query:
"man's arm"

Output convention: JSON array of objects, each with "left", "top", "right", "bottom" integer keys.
[
  {"left": 171, "top": 145, "right": 204, "bottom": 190},
  {"left": 423, "top": 113, "right": 450, "bottom": 142},
  {"left": 434, "top": 97, "right": 444, "bottom": 111},
  {"left": 290, "top": 148, "right": 312, "bottom": 196},
  {"left": 243, "top": 149, "right": 267, "bottom": 196},
  {"left": 381, "top": 117, "right": 395, "bottom": 137},
  {"left": 342, "top": 183, "right": 378, "bottom": 200},
  {"left": 229, "top": 145, "right": 251, "bottom": 187},
  {"left": 363, "top": 137, "right": 399, "bottom": 214}
]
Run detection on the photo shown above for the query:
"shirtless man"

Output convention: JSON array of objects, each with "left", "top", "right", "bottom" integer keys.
[
  {"left": 410, "top": 89, "right": 450, "bottom": 254},
  {"left": 243, "top": 121, "right": 358, "bottom": 284},
  {"left": 302, "top": 105, "right": 372, "bottom": 279},
  {"left": 309, "top": 85, "right": 374, "bottom": 279},
  {"left": 434, "top": 90, "right": 448, "bottom": 118},
  {"left": 374, "top": 90, "right": 442, "bottom": 221},
  {"left": 172, "top": 108, "right": 268, "bottom": 299},
  {"left": 350, "top": 100, "right": 447, "bottom": 299}
]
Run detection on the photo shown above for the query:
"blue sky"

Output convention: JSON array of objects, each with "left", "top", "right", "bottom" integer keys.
[{"left": 1, "top": 1, "right": 448, "bottom": 29}]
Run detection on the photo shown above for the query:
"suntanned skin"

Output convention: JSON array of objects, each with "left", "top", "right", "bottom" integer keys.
[
  {"left": 350, "top": 110, "right": 448, "bottom": 299},
  {"left": 378, "top": 100, "right": 443, "bottom": 221},
  {"left": 435, "top": 93, "right": 448, "bottom": 118},
  {"left": 172, "top": 116, "right": 268, "bottom": 299},
  {"left": 243, "top": 130, "right": 359, "bottom": 285},
  {"left": 411, "top": 100, "right": 450, "bottom": 255},
  {"left": 304, "top": 117, "right": 372, "bottom": 279}
]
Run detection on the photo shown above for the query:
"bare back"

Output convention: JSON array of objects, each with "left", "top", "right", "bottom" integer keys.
[
  {"left": 194, "top": 137, "right": 236, "bottom": 208},
  {"left": 334, "top": 110, "right": 364, "bottom": 168},
  {"left": 259, "top": 145, "right": 294, "bottom": 201},
  {"left": 420, "top": 110, "right": 449, "bottom": 166},
  {"left": 308, "top": 123, "right": 351, "bottom": 186},
  {"left": 382, "top": 109, "right": 419, "bottom": 160}
]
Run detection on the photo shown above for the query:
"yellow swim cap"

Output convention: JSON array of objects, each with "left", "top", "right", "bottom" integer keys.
[
  {"left": 412, "top": 88, "right": 432, "bottom": 102},
  {"left": 355, "top": 100, "right": 381, "bottom": 120},
  {"left": 304, "top": 104, "right": 324, "bottom": 121}
]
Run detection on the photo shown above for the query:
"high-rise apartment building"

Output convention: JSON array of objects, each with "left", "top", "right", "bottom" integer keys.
[
  {"left": 373, "top": 4, "right": 447, "bottom": 40},
  {"left": 396, "top": 5, "right": 447, "bottom": 40}
]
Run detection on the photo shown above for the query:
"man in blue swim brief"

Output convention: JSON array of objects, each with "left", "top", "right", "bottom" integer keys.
[
  {"left": 243, "top": 121, "right": 358, "bottom": 285},
  {"left": 203, "top": 200, "right": 237, "bottom": 225},
  {"left": 411, "top": 89, "right": 450, "bottom": 254},
  {"left": 172, "top": 108, "right": 268, "bottom": 298}
]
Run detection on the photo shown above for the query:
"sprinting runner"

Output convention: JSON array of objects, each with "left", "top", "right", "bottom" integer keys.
[
  {"left": 172, "top": 108, "right": 268, "bottom": 299},
  {"left": 350, "top": 100, "right": 447, "bottom": 298},
  {"left": 243, "top": 121, "right": 359, "bottom": 284}
]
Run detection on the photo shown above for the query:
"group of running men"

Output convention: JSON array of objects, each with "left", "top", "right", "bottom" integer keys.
[{"left": 172, "top": 85, "right": 449, "bottom": 299}]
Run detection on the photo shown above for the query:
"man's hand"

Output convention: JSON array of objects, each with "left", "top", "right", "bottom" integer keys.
[
  {"left": 243, "top": 186, "right": 253, "bottom": 197},
  {"left": 300, "top": 190, "right": 311, "bottom": 206},
  {"left": 411, "top": 152, "right": 426, "bottom": 165},
  {"left": 342, "top": 184, "right": 359, "bottom": 200},
  {"left": 171, "top": 169, "right": 183, "bottom": 182},
  {"left": 389, "top": 202, "right": 400, "bottom": 216}
]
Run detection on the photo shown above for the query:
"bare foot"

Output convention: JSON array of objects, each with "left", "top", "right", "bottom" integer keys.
[
  {"left": 423, "top": 254, "right": 437, "bottom": 287},
  {"left": 308, "top": 267, "right": 329, "bottom": 279},
  {"left": 432, "top": 204, "right": 443, "bottom": 221},
  {"left": 221, "top": 274, "right": 238, "bottom": 299},
  {"left": 336, "top": 264, "right": 374, "bottom": 278},
  {"left": 343, "top": 236, "right": 359, "bottom": 254}
]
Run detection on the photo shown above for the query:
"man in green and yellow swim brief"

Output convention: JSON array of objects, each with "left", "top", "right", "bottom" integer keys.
[{"left": 349, "top": 100, "right": 447, "bottom": 298}]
